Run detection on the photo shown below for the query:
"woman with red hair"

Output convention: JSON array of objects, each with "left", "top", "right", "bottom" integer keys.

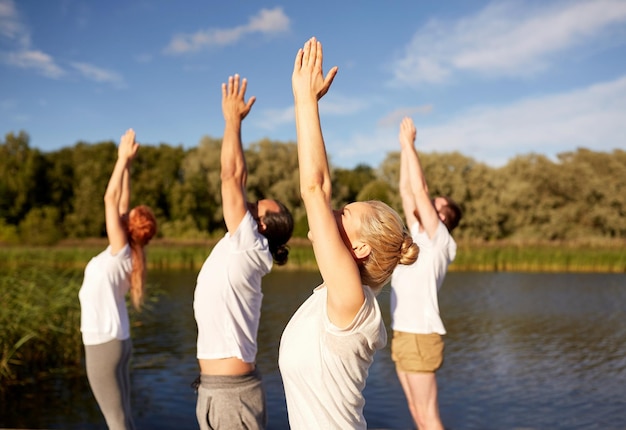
[{"left": 79, "top": 129, "right": 157, "bottom": 430}]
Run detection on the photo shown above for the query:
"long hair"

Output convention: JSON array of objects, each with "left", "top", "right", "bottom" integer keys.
[
  {"left": 357, "top": 201, "right": 419, "bottom": 293},
  {"left": 261, "top": 200, "right": 294, "bottom": 266},
  {"left": 127, "top": 205, "right": 157, "bottom": 310}
]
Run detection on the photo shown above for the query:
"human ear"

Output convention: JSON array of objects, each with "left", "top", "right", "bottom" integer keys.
[{"left": 352, "top": 242, "right": 371, "bottom": 259}]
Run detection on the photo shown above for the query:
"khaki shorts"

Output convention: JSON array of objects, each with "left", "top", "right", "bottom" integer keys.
[{"left": 391, "top": 331, "right": 444, "bottom": 373}]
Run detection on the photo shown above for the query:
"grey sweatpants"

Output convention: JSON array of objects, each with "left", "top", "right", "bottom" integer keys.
[
  {"left": 85, "top": 338, "right": 135, "bottom": 430},
  {"left": 195, "top": 370, "right": 267, "bottom": 430}
]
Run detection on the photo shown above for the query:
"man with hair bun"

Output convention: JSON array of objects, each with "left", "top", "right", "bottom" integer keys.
[{"left": 193, "top": 74, "right": 294, "bottom": 430}]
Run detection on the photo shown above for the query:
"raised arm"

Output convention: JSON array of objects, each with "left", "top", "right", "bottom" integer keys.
[
  {"left": 104, "top": 129, "right": 138, "bottom": 254},
  {"left": 293, "top": 37, "right": 363, "bottom": 327},
  {"left": 220, "top": 74, "right": 256, "bottom": 234},
  {"left": 118, "top": 167, "right": 130, "bottom": 217},
  {"left": 399, "top": 130, "right": 418, "bottom": 229},
  {"left": 399, "top": 117, "right": 440, "bottom": 238}
]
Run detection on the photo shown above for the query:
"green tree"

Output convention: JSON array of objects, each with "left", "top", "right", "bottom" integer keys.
[
  {"left": 169, "top": 137, "right": 222, "bottom": 234},
  {"left": 356, "top": 179, "right": 394, "bottom": 203},
  {"left": 131, "top": 143, "right": 186, "bottom": 223},
  {"left": 557, "top": 148, "right": 626, "bottom": 238},
  {"left": 0, "top": 131, "right": 48, "bottom": 225},
  {"left": 44, "top": 147, "right": 76, "bottom": 225},
  {"left": 331, "top": 164, "right": 377, "bottom": 209},
  {"left": 63, "top": 142, "right": 117, "bottom": 238},
  {"left": 246, "top": 139, "right": 300, "bottom": 209},
  {"left": 19, "top": 206, "right": 62, "bottom": 245}
]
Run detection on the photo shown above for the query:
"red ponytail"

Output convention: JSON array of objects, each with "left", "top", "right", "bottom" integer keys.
[{"left": 127, "top": 205, "right": 157, "bottom": 310}]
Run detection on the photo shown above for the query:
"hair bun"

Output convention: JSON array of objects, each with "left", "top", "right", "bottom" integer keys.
[
  {"left": 128, "top": 205, "right": 157, "bottom": 245},
  {"left": 399, "top": 234, "right": 419, "bottom": 265}
]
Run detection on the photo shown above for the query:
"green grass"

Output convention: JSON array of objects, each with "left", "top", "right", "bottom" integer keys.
[
  {"left": 453, "top": 241, "right": 626, "bottom": 272},
  {"left": 1, "top": 238, "right": 624, "bottom": 273}
]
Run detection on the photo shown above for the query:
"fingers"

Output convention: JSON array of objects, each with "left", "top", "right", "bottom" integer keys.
[
  {"left": 399, "top": 117, "right": 417, "bottom": 146},
  {"left": 120, "top": 129, "right": 135, "bottom": 148},
  {"left": 239, "top": 75, "right": 247, "bottom": 96},
  {"left": 323, "top": 66, "right": 338, "bottom": 93},
  {"left": 314, "top": 39, "right": 322, "bottom": 69},
  {"left": 245, "top": 95, "right": 257, "bottom": 112},
  {"left": 293, "top": 48, "right": 303, "bottom": 71},
  {"left": 122, "top": 128, "right": 134, "bottom": 141},
  {"left": 223, "top": 74, "right": 250, "bottom": 98},
  {"left": 303, "top": 37, "right": 313, "bottom": 67},
  {"left": 293, "top": 37, "right": 317, "bottom": 71},
  {"left": 119, "top": 128, "right": 138, "bottom": 159},
  {"left": 222, "top": 73, "right": 255, "bottom": 120}
]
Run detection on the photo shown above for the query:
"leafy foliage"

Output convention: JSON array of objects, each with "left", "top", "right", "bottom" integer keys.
[{"left": 1, "top": 130, "right": 625, "bottom": 243}]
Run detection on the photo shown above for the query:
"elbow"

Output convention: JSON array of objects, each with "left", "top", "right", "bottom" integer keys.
[
  {"left": 103, "top": 190, "right": 118, "bottom": 206},
  {"left": 220, "top": 163, "right": 244, "bottom": 183},
  {"left": 399, "top": 186, "right": 412, "bottom": 201},
  {"left": 300, "top": 174, "right": 330, "bottom": 202}
]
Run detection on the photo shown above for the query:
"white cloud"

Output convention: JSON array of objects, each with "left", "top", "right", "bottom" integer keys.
[
  {"left": 0, "top": 0, "right": 66, "bottom": 78},
  {"left": 0, "top": 0, "right": 28, "bottom": 46},
  {"left": 0, "top": 0, "right": 126, "bottom": 86},
  {"left": 336, "top": 75, "right": 626, "bottom": 167},
  {"left": 255, "top": 93, "right": 369, "bottom": 132},
  {"left": 71, "top": 62, "right": 125, "bottom": 87},
  {"left": 163, "top": 7, "right": 290, "bottom": 55},
  {"left": 6, "top": 49, "right": 64, "bottom": 78},
  {"left": 319, "top": 94, "right": 370, "bottom": 116},
  {"left": 420, "top": 75, "right": 626, "bottom": 165},
  {"left": 378, "top": 106, "right": 433, "bottom": 128},
  {"left": 391, "top": 0, "right": 626, "bottom": 87},
  {"left": 255, "top": 106, "right": 293, "bottom": 131}
]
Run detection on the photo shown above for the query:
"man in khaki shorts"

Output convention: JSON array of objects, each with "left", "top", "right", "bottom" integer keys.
[{"left": 390, "top": 117, "right": 462, "bottom": 430}]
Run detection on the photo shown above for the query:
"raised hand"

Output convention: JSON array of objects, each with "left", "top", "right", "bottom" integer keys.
[
  {"left": 399, "top": 117, "right": 417, "bottom": 149},
  {"left": 118, "top": 128, "right": 139, "bottom": 161},
  {"left": 292, "top": 37, "right": 338, "bottom": 102},
  {"left": 222, "top": 74, "right": 256, "bottom": 122}
]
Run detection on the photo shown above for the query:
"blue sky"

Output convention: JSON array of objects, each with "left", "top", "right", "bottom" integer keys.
[{"left": 1, "top": 0, "right": 625, "bottom": 168}]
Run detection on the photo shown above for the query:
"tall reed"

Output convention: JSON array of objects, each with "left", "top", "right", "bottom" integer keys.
[{"left": 0, "top": 267, "right": 83, "bottom": 385}]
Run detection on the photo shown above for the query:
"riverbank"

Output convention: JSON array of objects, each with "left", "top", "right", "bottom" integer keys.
[{"left": 1, "top": 237, "right": 624, "bottom": 272}]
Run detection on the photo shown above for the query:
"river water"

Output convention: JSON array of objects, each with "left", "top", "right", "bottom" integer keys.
[{"left": 2, "top": 270, "right": 625, "bottom": 429}]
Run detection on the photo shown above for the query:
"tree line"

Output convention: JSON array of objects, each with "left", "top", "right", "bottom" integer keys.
[{"left": 1, "top": 130, "right": 625, "bottom": 245}]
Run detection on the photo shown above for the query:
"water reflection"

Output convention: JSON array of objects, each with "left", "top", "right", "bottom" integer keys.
[{"left": 1, "top": 271, "right": 625, "bottom": 429}]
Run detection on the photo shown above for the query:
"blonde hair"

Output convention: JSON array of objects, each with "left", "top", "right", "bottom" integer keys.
[
  {"left": 127, "top": 205, "right": 157, "bottom": 310},
  {"left": 357, "top": 201, "right": 419, "bottom": 293}
]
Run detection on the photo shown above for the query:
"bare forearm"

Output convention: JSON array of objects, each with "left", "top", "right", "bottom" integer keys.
[
  {"left": 220, "top": 119, "right": 247, "bottom": 185},
  {"left": 296, "top": 99, "right": 331, "bottom": 202},
  {"left": 104, "top": 157, "right": 130, "bottom": 208},
  {"left": 118, "top": 166, "right": 130, "bottom": 215},
  {"left": 399, "top": 149, "right": 412, "bottom": 198}
]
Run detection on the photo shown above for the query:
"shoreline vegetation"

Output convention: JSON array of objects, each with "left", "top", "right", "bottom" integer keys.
[
  {"left": 1, "top": 239, "right": 624, "bottom": 388},
  {"left": 1, "top": 237, "right": 625, "bottom": 273}
]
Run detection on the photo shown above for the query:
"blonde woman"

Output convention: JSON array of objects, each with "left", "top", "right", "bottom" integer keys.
[
  {"left": 278, "top": 37, "right": 419, "bottom": 429},
  {"left": 79, "top": 129, "right": 157, "bottom": 430}
]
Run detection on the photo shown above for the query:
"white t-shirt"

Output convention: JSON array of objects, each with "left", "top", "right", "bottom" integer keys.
[
  {"left": 79, "top": 244, "right": 133, "bottom": 345},
  {"left": 278, "top": 284, "right": 387, "bottom": 430},
  {"left": 194, "top": 211, "right": 273, "bottom": 363},
  {"left": 390, "top": 221, "right": 456, "bottom": 335}
]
